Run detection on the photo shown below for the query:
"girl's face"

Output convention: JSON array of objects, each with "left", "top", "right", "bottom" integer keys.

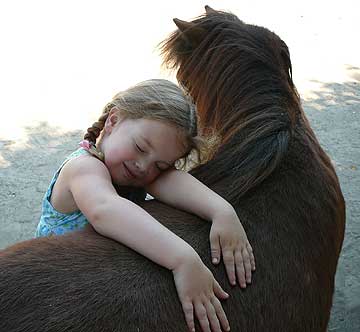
[{"left": 100, "top": 112, "right": 187, "bottom": 187}]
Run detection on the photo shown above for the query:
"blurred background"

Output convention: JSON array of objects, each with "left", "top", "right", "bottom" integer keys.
[{"left": 0, "top": 1, "right": 359, "bottom": 331}]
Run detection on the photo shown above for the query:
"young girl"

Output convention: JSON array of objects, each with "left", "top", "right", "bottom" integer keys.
[{"left": 36, "top": 79, "right": 255, "bottom": 332}]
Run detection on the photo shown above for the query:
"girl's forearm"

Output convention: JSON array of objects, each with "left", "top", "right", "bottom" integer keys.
[
  {"left": 147, "top": 170, "right": 234, "bottom": 221},
  {"left": 88, "top": 196, "right": 197, "bottom": 270}
]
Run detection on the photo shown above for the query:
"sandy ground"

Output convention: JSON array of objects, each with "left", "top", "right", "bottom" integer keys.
[{"left": 0, "top": 1, "right": 359, "bottom": 330}]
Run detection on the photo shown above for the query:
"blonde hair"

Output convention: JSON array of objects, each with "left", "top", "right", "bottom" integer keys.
[{"left": 84, "top": 79, "right": 205, "bottom": 169}]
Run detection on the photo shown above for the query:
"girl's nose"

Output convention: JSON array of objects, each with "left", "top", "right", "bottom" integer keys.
[{"left": 134, "top": 159, "right": 150, "bottom": 176}]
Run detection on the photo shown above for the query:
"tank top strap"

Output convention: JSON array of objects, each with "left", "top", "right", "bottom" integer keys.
[{"left": 44, "top": 148, "right": 90, "bottom": 201}]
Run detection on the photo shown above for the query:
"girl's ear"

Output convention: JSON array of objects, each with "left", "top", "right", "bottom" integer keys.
[{"left": 104, "top": 107, "right": 121, "bottom": 133}]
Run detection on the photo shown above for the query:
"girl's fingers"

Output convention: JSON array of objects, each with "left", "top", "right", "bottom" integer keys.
[
  {"left": 181, "top": 300, "right": 195, "bottom": 332},
  {"left": 204, "top": 301, "right": 222, "bottom": 332},
  {"left": 234, "top": 249, "right": 246, "bottom": 288},
  {"left": 211, "top": 296, "right": 230, "bottom": 332},
  {"left": 247, "top": 243, "right": 256, "bottom": 271},
  {"left": 213, "top": 279, "right": 229, "bottom": 300},
  {"left": 222, "top": 249, "right": 236, "bottom": 285},
  {"left": 242, "top": 248, "right": 252, "bottom": 284},
  {"left": 210, "top": 233, "right": 221, "bottom": 265},
  {"left": 194, "top": 302, "right": 211, "bottom": 332}
]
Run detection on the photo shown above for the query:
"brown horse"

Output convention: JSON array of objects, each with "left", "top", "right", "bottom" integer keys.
[{"left": 0, "top": 6, "right": 345, "bottom": 332}]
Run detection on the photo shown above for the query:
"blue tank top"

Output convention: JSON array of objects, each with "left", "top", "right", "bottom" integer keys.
[
  {"left": 35, "top": 148, "right": 90, "bottom": 237},
  {"left": 35, "top": 148, "right": 147, "bottom": 238}
]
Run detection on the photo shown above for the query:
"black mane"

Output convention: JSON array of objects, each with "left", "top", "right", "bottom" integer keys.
[{"left": 161, "top": 11, "right": 302, "bottom": 201}]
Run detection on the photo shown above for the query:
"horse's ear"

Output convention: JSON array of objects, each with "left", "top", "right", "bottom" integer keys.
[
  {"left": 173, "top": 18, "right": 192, "bottom": 32},
  {"left": 173, "top": 18, "right": 205, "bottom": 47},
  {"left": 205, "top": 5, "right": 217, "bottom": 14}
]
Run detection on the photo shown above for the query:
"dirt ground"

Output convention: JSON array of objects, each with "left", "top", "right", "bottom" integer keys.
[{"left": 0, "top": 2, "right": 359, "bottom": 330}]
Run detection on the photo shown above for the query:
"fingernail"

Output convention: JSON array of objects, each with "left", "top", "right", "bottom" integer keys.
[{"left": 212, "top": 258, "right": 218, "bottom": 264}]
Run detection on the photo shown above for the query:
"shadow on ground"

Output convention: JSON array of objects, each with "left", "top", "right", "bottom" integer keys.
[
  {"left": 301, "top": 65, "right": 359, "bottom": 331},
  {"left": 0, "top": 68, "right": 359, "bottom": 330}
]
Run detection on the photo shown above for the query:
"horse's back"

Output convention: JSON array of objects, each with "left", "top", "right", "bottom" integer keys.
[
  {"left": 0, "top": 154, "right": 345, "bottom": 332},
  {"left": 0, "top": 223, "right": 185, "bottom": 332}
]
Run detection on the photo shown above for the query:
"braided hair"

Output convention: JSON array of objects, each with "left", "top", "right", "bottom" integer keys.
[{"left": 84, "top": 104, "right": 113, "bottom": 145}]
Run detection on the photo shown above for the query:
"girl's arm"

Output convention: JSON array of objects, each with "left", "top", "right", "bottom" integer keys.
[
  {"left": 146, "top": 169, "right": 233, "bottom": 221},
  {"left": 65, "top": 156, "right": 230, "bottom": 332},
  {"left": 146, "top": 169, "right": 256, "bottom": 288}
]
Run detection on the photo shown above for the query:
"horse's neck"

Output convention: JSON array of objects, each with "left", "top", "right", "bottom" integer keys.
[{"left": 191, "top": 112, "right": 324, "bottom": 204}]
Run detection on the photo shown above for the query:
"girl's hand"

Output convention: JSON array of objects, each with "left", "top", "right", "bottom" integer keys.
[
  {"left": 209, "top": 208, "right": 255, "bottom": 288},
  {"left": 172, "top": 251, "right": 230, "bottom": 332}
]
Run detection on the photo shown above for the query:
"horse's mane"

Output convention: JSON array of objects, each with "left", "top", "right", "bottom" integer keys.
[{"left": 160, "top": 11, "right": 303, "bottom": 202}]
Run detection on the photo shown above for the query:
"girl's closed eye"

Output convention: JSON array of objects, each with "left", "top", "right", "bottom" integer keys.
[{"left": 135, "top": 142, "right": 145, "bottom": 153}]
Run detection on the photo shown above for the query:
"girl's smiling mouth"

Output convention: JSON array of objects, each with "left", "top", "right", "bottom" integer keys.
[{"left": 123, "top": 162, "right": 136, "bottom": 179}]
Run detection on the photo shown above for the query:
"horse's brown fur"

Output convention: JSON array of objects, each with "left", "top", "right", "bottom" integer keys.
[{"left": 0, "top": 7, "right": 345, "bottom": 332}]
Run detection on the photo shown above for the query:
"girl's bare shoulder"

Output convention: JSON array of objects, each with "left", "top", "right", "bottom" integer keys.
[{"left": 62, "top": 154, "right": 111, "bottom": 181}]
